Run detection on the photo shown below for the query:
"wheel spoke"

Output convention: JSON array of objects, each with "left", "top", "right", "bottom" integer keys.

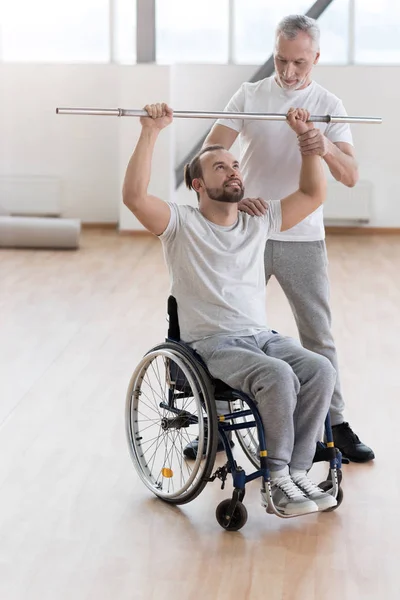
[{"left": 127, "top": 346, "right": 216, "bottom": 501}]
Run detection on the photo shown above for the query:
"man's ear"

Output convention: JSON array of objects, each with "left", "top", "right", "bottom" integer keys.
[
  {"left": 192, "top": 178, "right": 203, "bottom": 193},
  {"left": 314, "top": 51, "right": 320, "bottom": 65}
]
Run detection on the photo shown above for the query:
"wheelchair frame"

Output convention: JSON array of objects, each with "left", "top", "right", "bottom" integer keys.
[{"left": 125, "top": 296, "right": 343, "bottom": 531}]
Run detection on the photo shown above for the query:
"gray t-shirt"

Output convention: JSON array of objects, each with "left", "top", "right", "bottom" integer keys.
[{"left": 159, "top": 200, "right": 282, "bottom": 343}]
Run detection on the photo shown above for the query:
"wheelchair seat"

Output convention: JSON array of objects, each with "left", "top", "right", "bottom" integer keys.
[{"left": 167, "top": 295, "right": 235, "bottom": 400}]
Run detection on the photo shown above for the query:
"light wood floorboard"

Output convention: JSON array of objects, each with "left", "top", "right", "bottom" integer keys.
[{"left": 1, "top": 231, "right": 399, "bottom": 600}]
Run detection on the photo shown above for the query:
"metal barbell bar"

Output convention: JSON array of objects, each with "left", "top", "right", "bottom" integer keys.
[{"left": 56, "top": 107, "right": 382, "bottom": 125}]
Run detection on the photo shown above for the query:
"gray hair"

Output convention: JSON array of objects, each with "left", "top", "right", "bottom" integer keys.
[{"left": 276, "top": 14, "right": 320, "bottom": 50}]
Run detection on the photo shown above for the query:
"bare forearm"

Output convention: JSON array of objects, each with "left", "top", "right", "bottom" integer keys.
[
  {"left": 123, "top": 128, "right": 160, "bottom": 204},
  {"left": 323, "top": 139, "right": 358, "bottom": 187},
  {"left": 299, "top": 154, "right": 326, "bottom": 203}
]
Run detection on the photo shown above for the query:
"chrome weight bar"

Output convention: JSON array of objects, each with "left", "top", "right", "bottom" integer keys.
[{"left": 56, "top": 107, "right": 382, "bottom": 125}]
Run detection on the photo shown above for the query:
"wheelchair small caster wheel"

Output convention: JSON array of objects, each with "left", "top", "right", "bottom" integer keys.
[
  {"left": 318, "top": 480, "right": 344, "bottom": 512},
  {"left": 216, "top": 499, "right": 248, "bottom": 531}
]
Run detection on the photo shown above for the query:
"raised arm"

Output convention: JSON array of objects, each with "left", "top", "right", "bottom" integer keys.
[
  {"left": 122, "top": 103, "right": 172, "bottom": 236},
  {"left": 297, "top": 127, "right": 358, "bottom": 187},
  {"left": 280, "top": 108, "right": 327, "bottom": 231}
]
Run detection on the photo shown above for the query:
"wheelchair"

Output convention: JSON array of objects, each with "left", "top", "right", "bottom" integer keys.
[{"left": 125, "top": 296, "right": 343, "bottom": 531}]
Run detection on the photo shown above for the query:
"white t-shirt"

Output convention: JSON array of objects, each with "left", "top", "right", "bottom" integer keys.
[
  {"left": 159, "top": 200, "right": 282, "bottom": 344},
  {"left": 216, "top": 76, "right": 353, "bottom": 242}
]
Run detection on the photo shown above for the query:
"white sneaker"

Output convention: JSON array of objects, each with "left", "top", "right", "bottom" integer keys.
[
  {"left": 267, "top": 474, "right": 319, "bottom": 516},
  {"left": 291, "top": 473, "right": 337, "bottom": 511}
]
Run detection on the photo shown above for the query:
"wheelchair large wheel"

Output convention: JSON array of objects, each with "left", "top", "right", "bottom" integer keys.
[
  {"left": 232, "top": 398, "right": 260, "bottom": 469},
  {"left": 125, "top": 342, "right": 218, "bottom": 505}
]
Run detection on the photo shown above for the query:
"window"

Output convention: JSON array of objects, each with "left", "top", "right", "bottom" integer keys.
[
  {"left": 0, "top": 0, "right": 110, "bottom": 62},
  {"left": 318, "top": 0, "right": 349, "bottom": 65},
  {"left": 156, "top": 0, "right": 229, "bottom": 64},
  {"left": 113, "top": 0, "right": 137, "bottom": 64},
  {"left": 233, "top": 0, "right": 310, "bottom": 64},
  {"left": 233, "top": 0, "right": 349, "bottom": 66},
  {"left": 355, "top": 0, "right": 400, "bottom": 64},
  {"left": 2, "top": 0, "right": 398, "bottom": 66}
]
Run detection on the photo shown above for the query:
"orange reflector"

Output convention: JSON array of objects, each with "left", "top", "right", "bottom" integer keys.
[{"left": 162, "top": 468, "right": 173, "bottom": 478}]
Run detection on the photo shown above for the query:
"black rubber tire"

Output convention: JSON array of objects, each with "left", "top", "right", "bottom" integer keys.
[
  {"left": 216, "top": 499, "right": 248, "bottom": 531},
  {"left": 126, "top": 341, "right": 219, "bottom": 505}
]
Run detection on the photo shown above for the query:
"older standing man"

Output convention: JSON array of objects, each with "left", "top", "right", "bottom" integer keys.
[{"left": 184, "top": 14, "right": 374, "bottom": 463}]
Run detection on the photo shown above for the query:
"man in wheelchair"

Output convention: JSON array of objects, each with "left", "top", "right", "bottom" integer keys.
[{"left": 123, "top": 102, "right": 337, "bottom": 515}]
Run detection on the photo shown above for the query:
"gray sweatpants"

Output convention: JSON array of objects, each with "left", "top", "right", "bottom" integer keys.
[
  {"left": 265, "top": 239, "right": 345, "bottom": 426},
  {"left": 192, "top": 331, "right": 336, "bottom": 471}
]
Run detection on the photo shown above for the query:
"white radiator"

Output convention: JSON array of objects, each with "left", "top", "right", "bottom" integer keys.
[
  {"left": 0, "top": 176, "right": 62, "bottom": 217},
  {"left": 323, "top": 180, "right": 372, "bottom": 224}
]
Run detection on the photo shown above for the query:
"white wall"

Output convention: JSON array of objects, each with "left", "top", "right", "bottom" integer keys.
[
  {"left": 0, "top": 64, "right": 172, "bottom": 227},
  {"left": 0, "top": 64, "right": 120, "bottom": 223},
  {"left": 0, "top": 63, "right": 396, "bottom": 227}
]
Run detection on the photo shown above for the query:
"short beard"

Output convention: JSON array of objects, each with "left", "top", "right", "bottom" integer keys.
[
  {"left": 277, "top": 70, "right": 312, "bottom": 91},
  {"left": 288, "top": 80, "right": 305, "bottom": 90},
  {"left": 205, "top": 184, "right": 244, "bottom": 204}
]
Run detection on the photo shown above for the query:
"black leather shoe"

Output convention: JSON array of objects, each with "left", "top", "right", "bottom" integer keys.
[
  {"left": 312, "top": 441, "right": 349, "bottom": 465},
  {"left": 183, "top": 433, "right": 234, "bottom": 460},
  {"left": 332, "top": 422, "right": 375, "bottom": 463}
]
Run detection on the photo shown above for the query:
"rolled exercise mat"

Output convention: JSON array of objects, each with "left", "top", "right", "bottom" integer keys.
[{"left": 0, "top": 216, "right": 81, "bottom": 249}]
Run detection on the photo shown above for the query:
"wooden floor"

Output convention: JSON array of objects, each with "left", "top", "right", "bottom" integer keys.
[{"left": 1, "top": 230, "right": 399, "bottom": 600}]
